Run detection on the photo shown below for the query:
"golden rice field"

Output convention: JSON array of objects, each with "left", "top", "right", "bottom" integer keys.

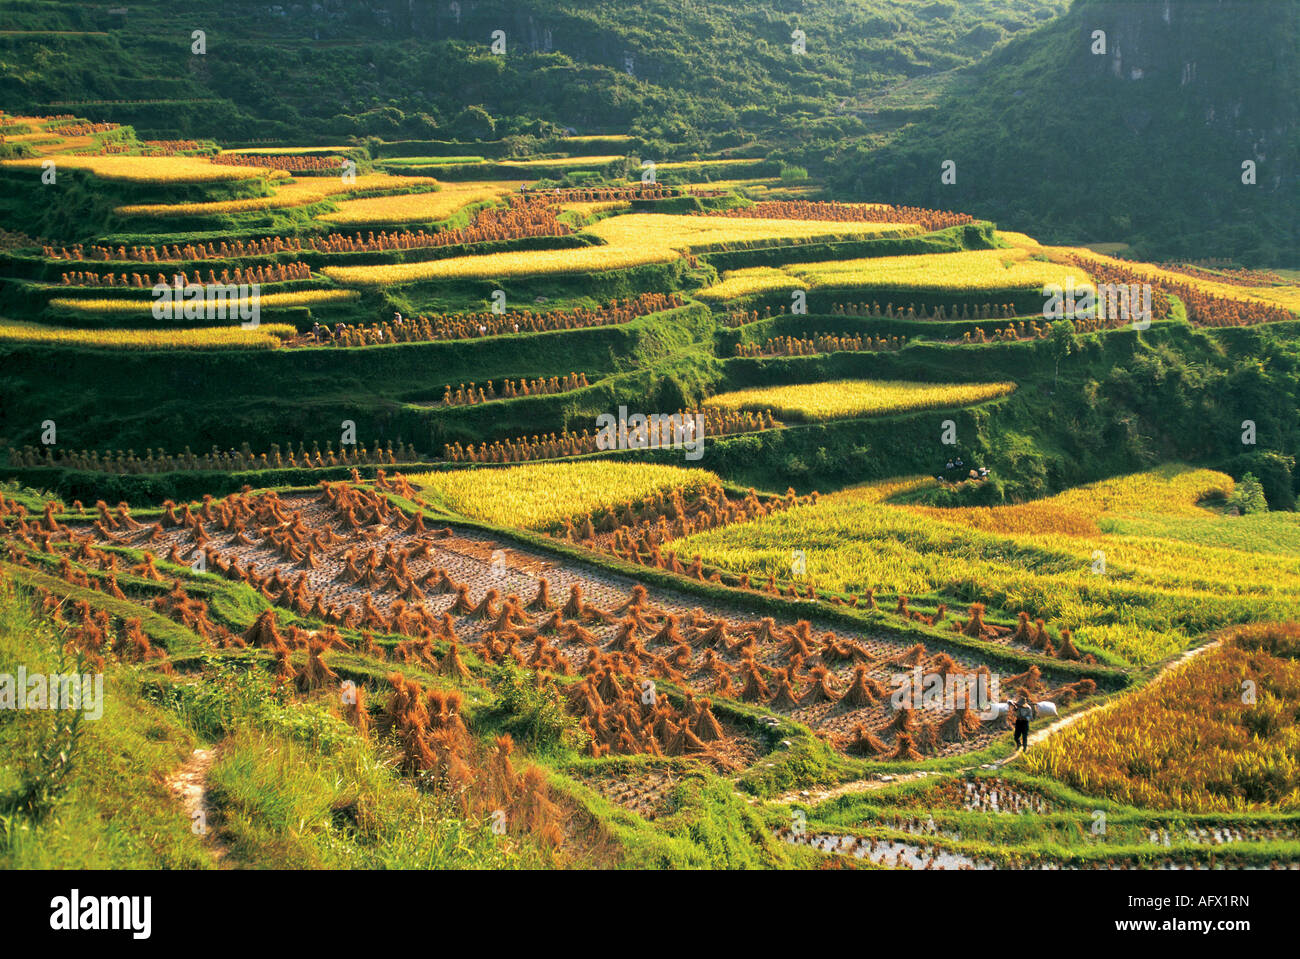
[
  {"left": 0, "top": 131, "right": 57, "bottom": 143},
  {"left": 411, "top": 461, "right": 718, "bottom": 530},
  {"left": 704, "top": 379, "right": 1017, "bottom": 422},
  {"left": 319, "top": 181, "right": 525, "bottom": 225},
  {"left": 698, "top": 247, "right": 1094, "bottom": 301},
  {"left": 115, "top": 174, "right": 437, "bottom": 216},
  {"left": 994, "top": 230, "right": 1044, "bottom": 250},
  {"left": 49, "top": 289, "right": 359, "bottom": 314},
  {"left": 907, "top": 467, "right": 1234, "bottom": 536},
  {"left": 0, "top": 318, "right": 295, "bottom": 349},
  {"left": 1045, "top": 246, "right": 1300, "bottom": 313},
  {"left": 1024, "top": 622, "right": 1300, "bottom": 811},
  {"left": 558, "top": 200, "right": 632, "bottom": 217},
  {"left": 0, "top": 154, "right": 284, "bottom": 183},
  {"left": 674, "top": 466, "right": 1300, "bottom": 666},
  {"left": 594, "top": 213, "right": 915, "bottom": 253},
  {"left": 30, "top": 135, "right": 95, "bottom": 153},
  {"left": 322, "top": 235, "right": 671, "bottom": 286},
  {"left": 321, "top": 213, "right": 916, "bottom": 286}
]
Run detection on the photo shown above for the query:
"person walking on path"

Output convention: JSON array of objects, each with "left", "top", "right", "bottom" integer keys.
[{"left": 1012, "top": 695, "right": 1034, "bottom": 751}]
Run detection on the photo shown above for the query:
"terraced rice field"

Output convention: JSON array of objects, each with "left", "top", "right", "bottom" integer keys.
[
  {"left": 0, "top": 153, "right": 282, "bottom": 183},
  {"left": 55, "top": 484, "right": 1086, "bottom": 760},
  {"left": 321, "top": 213, "right": 918, "bottom": 286},
  {"left": 704, "top": 379, "right": 1017, "bottom": 422},
  {"left": 4, "top": 88, "right": 1297, "bottom": 882},
  {"left": 319, "top": 181, "right": 526, "bottom": 225},
  {"left": 49, "top": 289, "right": 360, "bottom": 314},
  {"left": 0, "top": 318, "right": 296, "bottom": 349},
  {"left": 1044, "top": 246, "right": 1300, "bottom": 312},
  {"left": 698, "top": 247, "right": 1094, "bottom": 301},
  {"left": 411, "top": 462, "right": 718, "bottom": 530},
  {"left": 115, "top": 173, "right": 438, "bottom": 216},
  {"left": 1024, "top": 623, "right": 1300, "bottom": 811},
  {"left": 676, "top": 467, "right": 1300, "bottom": 666}
]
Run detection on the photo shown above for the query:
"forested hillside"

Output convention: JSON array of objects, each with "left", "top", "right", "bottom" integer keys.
[
  {"left": 0, "top": 0, "right": 1066, "bottom": 149},
  {"left": 833, "top": 0, "right": 1299, "bottom": 263}
]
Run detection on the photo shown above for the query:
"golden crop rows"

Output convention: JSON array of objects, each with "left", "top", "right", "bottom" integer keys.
[
  {"left": 1044, "top": 245, "right": 1300, "bottom": 313},
  {"left": 558, "top": 200, "right": 633, "bottom": 217},
  {"left": 49, "top": 289, "right": 359, "bottom": 314},
  {"left": 0, "top": 154, "right": 283, "bottom": 183},
  {"left": 673, "top": 466, "right": 1300, "bottom": 665},
  {"left": 907, "top": 466, "right": 1233, "bottom": 535},
  {"left": 411, "top": 461, "right": 718, "bottom": 530},
  {"left": 322, "top": 213, "right": 916, "bottom": 286},
  {"left": 0, "top": 318, "right": 295, "bottom": 349},
  {"left": 115, "top": 174, "right": 437, "bottom": 217},
  {"left": 324, "top": 240, "right": 676, "bottom": 286},
  {"left": 0, "top": 131, "right": 58, "bottom": 143},
  {"left": 994, "top": 230, "right": 1044, "bottom": 250},
  {"left": 1023, "top": 623, "right": 1300, "bottom": 811},
  {"left": 704, "top": 379, "right": 1017, "bottom": 422},
  {"left": 698, "top": 247, "right": 1093, "bottom": 301},
  {"left": 595, "top": 213, "right": 915, "bottom": 253},
  {"left": 320, "top": 181, "right": 525, "bottom": 225}
]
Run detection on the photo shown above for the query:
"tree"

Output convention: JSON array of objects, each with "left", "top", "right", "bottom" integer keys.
[
  {"left": 1228, "top": 472, "right": 1268, "bottom": 515},
  {"left": 1049, "top": 320, "right": 1077, "bottom": 391},
  {"left": 451, "top": 105, "right": 496, "bottom": 140}
]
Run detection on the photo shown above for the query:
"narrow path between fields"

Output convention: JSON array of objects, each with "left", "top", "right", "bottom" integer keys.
[
  {"left": 766, "top": 636, "right": 1227, "bottom": 809},
  {"left": 165, "top": 744, "right": 232, "bottom": 868}
]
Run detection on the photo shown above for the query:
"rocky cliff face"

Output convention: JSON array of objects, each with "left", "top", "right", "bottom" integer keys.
[{"left": 1080, "top": 0, "right": 1294, "bottom": 192}]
